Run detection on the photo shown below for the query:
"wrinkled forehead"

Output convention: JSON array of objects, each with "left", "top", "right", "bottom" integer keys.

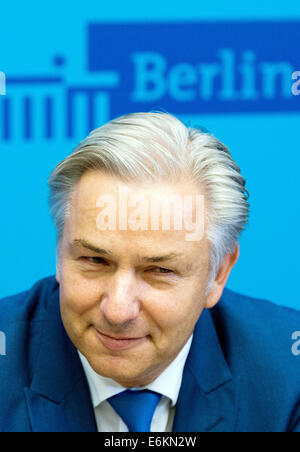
[{"left": 63, "top": 170, "right": 208, "bottom": 253}]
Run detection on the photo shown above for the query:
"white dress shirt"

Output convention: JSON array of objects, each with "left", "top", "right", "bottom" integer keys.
[{"left": 78, "top": 335, "right": 193, "bottom": 432}]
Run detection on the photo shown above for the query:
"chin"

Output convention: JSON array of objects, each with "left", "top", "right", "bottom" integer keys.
[
  {"left": 90, "top": 357, "right": 139, "bottom": 385},
  {"left": 87, "top": 351, "right": 157, "bottom": 387}
]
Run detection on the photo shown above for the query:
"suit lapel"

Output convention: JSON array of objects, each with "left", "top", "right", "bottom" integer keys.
[
  {"left": 24, "top": 283, "right": 97, "bottom": 432},
  {"left": 173, "top": 309, "right": 240, "bottom": 432},
  {"left": 24, "top": 382, "right": 97, "bottom": 433}
]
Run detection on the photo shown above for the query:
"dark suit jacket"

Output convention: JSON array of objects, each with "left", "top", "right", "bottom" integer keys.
[{"left": 0, "top": 276, "right": 300, "bottom": 432}]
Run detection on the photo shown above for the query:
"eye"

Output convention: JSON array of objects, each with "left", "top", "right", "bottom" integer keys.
[
  {"left": 81, "top": 257, "right": 107, "bottom": 265},
  {"left": 150, "top": 267, "right": 173, "bottom": 275}
]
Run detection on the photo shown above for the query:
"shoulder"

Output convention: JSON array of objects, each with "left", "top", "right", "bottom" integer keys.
[
  {"left": 211, "top": 288, "right": 300, "bottom": 394},
  {"left": 0, "top": 275, "right": 58, "bottom": 326},
  {"left": 0, "top": 275, "right": 59, "bottom": 384},
  {"left": 214, "top": 288, "right": 300, "bottom": 342},
  {"left": 0, "top": 276, "right": 59, "bottom": 431},
  {"left": 212, "top": 289, "right": 300, "bottom": 328},
  {"left": 0, "top": 275, "right": 59, "bottom": 364},
  {"left": 208, "top": 290, "right": 300, "bottom": 431}
]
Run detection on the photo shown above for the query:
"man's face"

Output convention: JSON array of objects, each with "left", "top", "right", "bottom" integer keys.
[{"left": 57, "top": 171, "right": 213, "bottom": 387}]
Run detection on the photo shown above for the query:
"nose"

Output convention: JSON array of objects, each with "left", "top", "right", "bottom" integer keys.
[{"left": 99, "top": 270, "right": 141, "bottom": 327}]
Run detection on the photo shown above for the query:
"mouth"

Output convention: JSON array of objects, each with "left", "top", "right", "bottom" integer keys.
[{"left": 95, "top": 328, "right": 149, "bottom": 351}]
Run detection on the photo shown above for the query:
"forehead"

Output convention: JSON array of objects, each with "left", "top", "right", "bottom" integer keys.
[
  {"left": 64, "top": 170, "right": 208, "bottom": 256},
  {"left": 71, "top": 170, "right": 202, "bottom": 204}
]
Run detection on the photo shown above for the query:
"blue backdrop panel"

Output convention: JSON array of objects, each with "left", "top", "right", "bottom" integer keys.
[{"left": 0, "top": 2, "right": 299, "bottom": 310}]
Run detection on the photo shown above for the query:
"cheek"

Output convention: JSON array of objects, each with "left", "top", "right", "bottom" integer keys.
[
  {"left": 59, "top": 278, "right": 99, "bottom": 343},
  {"left": 59, "top": 269, "right": 102, "bottom": 316},
  {"left": 145, "top": 286, "right": 203, "bottom": 333}
]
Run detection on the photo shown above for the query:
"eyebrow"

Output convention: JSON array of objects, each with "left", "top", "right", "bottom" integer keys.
[
  {"left": 70, "top": 239, "right": 182, "bottom": 263},
  {"left": 70, "top": 239, "right": 112, "bottom": 256}
]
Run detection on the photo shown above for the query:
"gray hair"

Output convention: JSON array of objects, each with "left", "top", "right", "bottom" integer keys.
[{"left": 48, "top": 112, "right": 249, "bottom": 292}]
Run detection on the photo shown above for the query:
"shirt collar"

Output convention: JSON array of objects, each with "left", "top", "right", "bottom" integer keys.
[{"left": 78, "top": 335, "right": 193, "bottom": 408}]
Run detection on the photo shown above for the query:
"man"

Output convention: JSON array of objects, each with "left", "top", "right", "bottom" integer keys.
[{"left": 0, "top": 112, "right": 299, "bottom": 432}]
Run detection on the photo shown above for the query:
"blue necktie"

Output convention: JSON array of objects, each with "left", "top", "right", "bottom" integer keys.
[{"left": 108, "top": 389, "right": 162, "bottom": 432}]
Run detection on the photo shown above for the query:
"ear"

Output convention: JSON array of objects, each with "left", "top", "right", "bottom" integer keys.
[{"left": 205, "top": 243, "right": 240, "bottom": 309}]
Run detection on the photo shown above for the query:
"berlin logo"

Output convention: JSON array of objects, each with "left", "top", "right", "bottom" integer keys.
[{"left": 1, "top": 22, "right": 300, "bottom": 142}]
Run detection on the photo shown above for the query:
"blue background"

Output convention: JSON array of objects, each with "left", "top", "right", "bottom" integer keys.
[{"left": 0, "top": 1, "right": 299, "bottom": 310}]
